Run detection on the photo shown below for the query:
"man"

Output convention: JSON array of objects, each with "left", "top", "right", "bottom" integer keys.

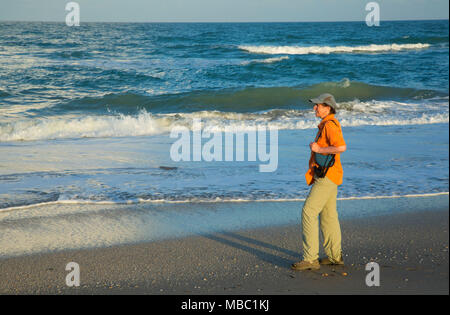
[{"left": 291, "top": 93, "right": 347, "bottom": 271}]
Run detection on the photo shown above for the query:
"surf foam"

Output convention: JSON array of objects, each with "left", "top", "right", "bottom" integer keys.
[
  {"left": 1, "top": 192, "right": 448, "bottom": 213},
  {"left": 241, "top": 56, "right": 290, "bottom": 65},
  {"left": 0, "top": 107, "right": 447, "bottom": 142},
  {"left": 239, "top": 43, "right": 431, "bottom": 55}
]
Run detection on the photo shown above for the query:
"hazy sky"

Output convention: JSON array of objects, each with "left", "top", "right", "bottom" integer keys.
[{"left": 0, "top": 0, "right": 448, "bottom": 22}]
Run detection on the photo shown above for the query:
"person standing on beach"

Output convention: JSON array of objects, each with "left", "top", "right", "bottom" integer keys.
[{"left": 291, "top": 93, "right": 347, "bottom": 271}]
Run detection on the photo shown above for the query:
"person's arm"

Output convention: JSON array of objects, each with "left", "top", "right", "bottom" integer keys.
[
  {"left": 310, "top": 143, "right": 346, "bottom": 154},
  {"left": 309, "top": 121, "right": 347, "bottom": 154}
]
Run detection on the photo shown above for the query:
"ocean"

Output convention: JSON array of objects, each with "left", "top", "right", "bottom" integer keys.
[{"left": 0, "top": 21, "right": 448, "bottom": 209}]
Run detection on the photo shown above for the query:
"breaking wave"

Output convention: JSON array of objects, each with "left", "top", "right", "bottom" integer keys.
[
  {"left": 238, "top": 43, "right": 431, "bottom": 55},
  {"left": 241, "top": 56, "right": 290, "bottom": 65},
  {"left": 1, "top": 99, "right": 448, "bottom": 142},
  {"left": 24, "top": 79, "right": 446, "bottom": 117}
]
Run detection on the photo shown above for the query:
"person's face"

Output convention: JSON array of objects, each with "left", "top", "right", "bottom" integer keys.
[{"left": 314, "top": 103, "right": 331, "bottom": 118}]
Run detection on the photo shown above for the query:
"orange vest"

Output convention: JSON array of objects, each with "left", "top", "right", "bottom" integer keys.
[{"left": 305, "top": 114, "right": 346, "bottom": 186}]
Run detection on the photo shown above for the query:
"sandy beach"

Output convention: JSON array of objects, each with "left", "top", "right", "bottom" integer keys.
[{"left": 0, "top": 207, "right": 448, "bottom": 295}]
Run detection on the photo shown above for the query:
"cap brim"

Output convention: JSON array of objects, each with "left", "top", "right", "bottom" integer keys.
[{"left": 309, "top": 98, "right": 321, "bottom": 104}]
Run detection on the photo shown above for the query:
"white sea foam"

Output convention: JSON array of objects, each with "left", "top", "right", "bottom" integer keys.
[
  {"left": 0, "top": 112, "right": 172, "bottom": 142},
  {"left": 1, "top": 192, "right": 448, "bottom": 213},
  {"left": 239, "top": 43, "right": 431, "bottom": 55},
  {"left": 241, "top": 56, "right": 289, "bottom": 65},
  {"left": 0, "top": 100, "right": 448, "bottom": 142}
]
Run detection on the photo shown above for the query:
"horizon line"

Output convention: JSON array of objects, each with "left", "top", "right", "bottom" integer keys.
[{"left": 0, "top": 18, "right": 448, "bottom": 23}]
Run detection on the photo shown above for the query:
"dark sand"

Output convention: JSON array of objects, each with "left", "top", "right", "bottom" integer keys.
[{"left": 0, "top": 209, "right": 448, "bottom": 295}]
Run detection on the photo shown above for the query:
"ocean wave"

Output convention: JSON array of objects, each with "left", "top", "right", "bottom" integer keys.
[
  {"left": 0, "top": 90, "right": 11, "bottom": 98},
  {"left": 241, "top": 56, "right": 289, "bottom": 65},
  {"left": 29, "top": 79, "right": 445, "bottom": 116},
  {"left": 0, "top": 111, "right": 170, "bottom": 142},
  {"left": 1, "top": 101, "right": 448, "bottom": 142},
  {"left": 392, "top": 35, "right": 449, "bottom": 45},
  {"left": 238, "top": 43, "right": 431, "bottom": 55}
]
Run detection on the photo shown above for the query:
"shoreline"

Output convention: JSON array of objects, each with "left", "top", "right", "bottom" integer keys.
[
  {"left": 1, "top": 194, "right": 448, "bottom": 259},
  {"left": 0, "top": 207, "right": 448, "bottom": 295},
  {"left": 1, "top": 191, "right": 448, "bottom": 214}
]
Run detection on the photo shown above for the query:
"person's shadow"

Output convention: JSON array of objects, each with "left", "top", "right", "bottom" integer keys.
[{"left": 202, "top": 230, "right": 300, "bottom": 269}]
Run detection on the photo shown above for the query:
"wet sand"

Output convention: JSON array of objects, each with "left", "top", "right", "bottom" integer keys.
[{"left": 0, "top": 208, "right": 448, "bottom": 295}]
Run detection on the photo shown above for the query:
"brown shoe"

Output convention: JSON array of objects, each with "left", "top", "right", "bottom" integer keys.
[
  {"left": 291, "top": 260, "right": 320, "bottom": 271},
  {"left": 319, "top": 257, "right": 344, "bottom": 265}
]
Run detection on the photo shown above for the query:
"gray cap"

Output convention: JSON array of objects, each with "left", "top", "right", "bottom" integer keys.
[{"left": 309, "top": 93, "right": 337, "bottom": 110}]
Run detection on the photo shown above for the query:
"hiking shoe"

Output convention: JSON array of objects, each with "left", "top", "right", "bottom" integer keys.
[
  {"left": 319, "top": 257, "right": 344, "bottom": 265},
  {"left": 291, "top": 260, "right": 320, "bottom": 271}
]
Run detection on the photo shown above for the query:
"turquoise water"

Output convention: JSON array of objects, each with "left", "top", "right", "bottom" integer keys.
[{"left": 0, "top": 20, "right": 448, "bottom": 209}]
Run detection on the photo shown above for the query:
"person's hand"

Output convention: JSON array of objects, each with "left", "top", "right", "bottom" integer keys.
[{"left": 309, "top": 142, "right": 322, "bottom": 153}]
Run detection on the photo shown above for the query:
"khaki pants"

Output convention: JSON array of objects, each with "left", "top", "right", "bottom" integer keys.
[{"left": 301, "top": 175, "right": 342, "bottom": 262}]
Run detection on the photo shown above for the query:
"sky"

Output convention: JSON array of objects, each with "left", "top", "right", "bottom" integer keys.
[{"left": 0, "top": 0, "right": 448, "bottom": 22}]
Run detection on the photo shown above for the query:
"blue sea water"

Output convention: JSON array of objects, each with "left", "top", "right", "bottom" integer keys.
[{"left": 0, "top": 20, "right": 449, "bottom": 210}]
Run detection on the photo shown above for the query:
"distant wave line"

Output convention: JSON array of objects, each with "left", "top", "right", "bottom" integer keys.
[
  {"left": 241, "top": 56, "right": 289, "bottom": 65},
  {"left": 238, "top": 43, "right": 431, "bottom": 55}
]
